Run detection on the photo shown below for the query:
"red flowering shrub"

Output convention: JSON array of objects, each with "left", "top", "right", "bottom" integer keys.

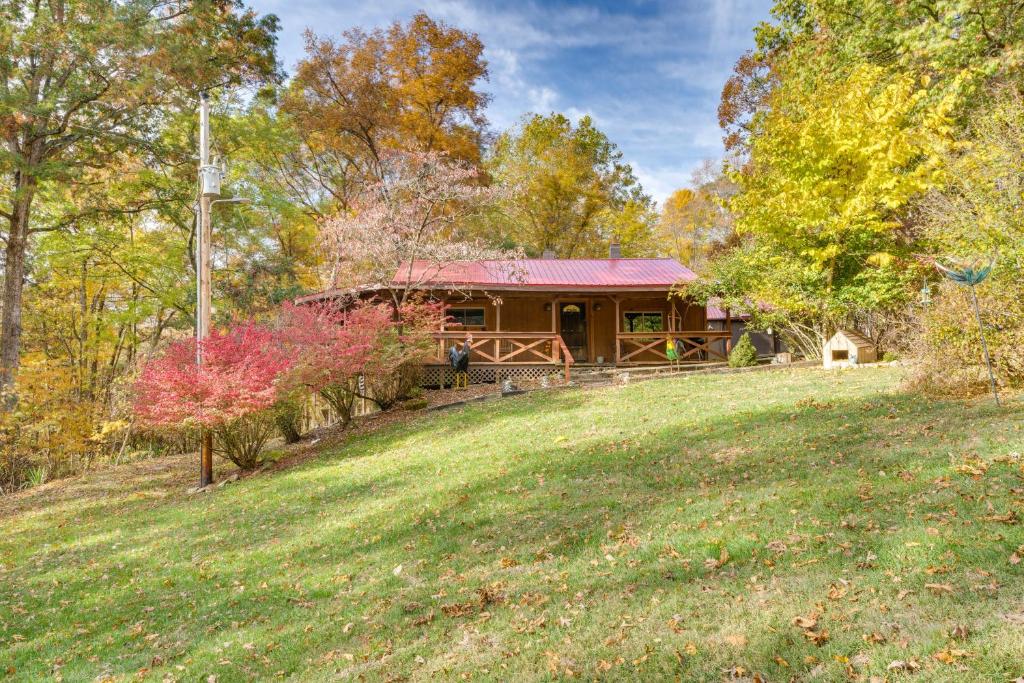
[
  {"left": 134, "top": 299, "right": 444, "bottom": 467},
  {"left": 134, "top": 323, "right": 292, "bottom": 469},
  {"left": 277, "top": 301, "right": 392, "bottom": 427},
  {"left": 362, "top": 299, "right": 443, "bottom": 409}
]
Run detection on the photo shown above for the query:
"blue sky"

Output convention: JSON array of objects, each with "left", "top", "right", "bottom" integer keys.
[{"left": 246, "top": 0, "right": 774, "bottom": 204}]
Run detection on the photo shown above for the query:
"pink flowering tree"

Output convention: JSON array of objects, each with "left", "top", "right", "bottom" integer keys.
[
  {"left": 134, "top": 322, "right": 292, "bottom": 469},
  {"left": 322, "top": 150, "right": 523, "bottom": 309},
  {"left": 322, "top": 151, "right": 511, "bottom": 404}
]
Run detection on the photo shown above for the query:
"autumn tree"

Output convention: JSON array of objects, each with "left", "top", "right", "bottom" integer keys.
[
  {"left": 277, "top": 12, "right": 489, "bottom": 215},
  {"left": 0, "top": 0, "right": 280, "bottom": 393},
  {"left": 485, "top": 113, "right": 655, "bottom": 258},
  {"left": 719, "top": 50, "right": 776, "bottom": 154},
  {"left": 323, "top": 150, "right": 516, "bottom": 309},
  {"left": 704, "top": 0, "right": 1024, "bottom": 359},
  {"left": 913, "top": 91, "right": 1024, "bottom": 391},
  {"left": 277, "top": 301, "right": 388, "bottom": 427},
  {"left": 134, "top": 322, "right": 292, "bottom": 469},
  {"left": 713, "top": 65, "right": 956, "bottom": 351},
  {"left": 658, "top": 161, "right": 736, "bottom": 269}
]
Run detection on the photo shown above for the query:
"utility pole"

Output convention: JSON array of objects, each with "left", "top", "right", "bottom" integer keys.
[
  {"left": 195, "top": 94, "right": 249, "bottom": 488},
  {"left": 197, "top": 92, "right": 219, "bottom": 487}
]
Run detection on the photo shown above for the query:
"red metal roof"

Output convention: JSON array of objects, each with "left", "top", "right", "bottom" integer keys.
[
  {"left": 397, "top": 258, "right": 695, "bottom": 290},
  {"left": 706, "top": 298, "right": 755, "bottom": 321},
  {"left": 294, "top": 258, "right": 696, "bottom": 305}
]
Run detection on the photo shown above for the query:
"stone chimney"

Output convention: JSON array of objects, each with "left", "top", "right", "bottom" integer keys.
[
  {"left": 542, "top": 249, "right": 556, "bottom": 259},
  {"left": 608, "top": 241, "right": 622, "bottom": 259}
]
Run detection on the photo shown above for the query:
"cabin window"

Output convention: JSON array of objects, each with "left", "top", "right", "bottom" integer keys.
[
  {"left": 831, "top": 349, "right": 849, "bottom": 361},
  {"left": 448, "top": 307, "right": 485, "bottom": 327},
  {"left": 623, "top": 312, "right": 664, "bottom": 333}
]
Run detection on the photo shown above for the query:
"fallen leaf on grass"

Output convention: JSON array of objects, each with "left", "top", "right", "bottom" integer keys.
[
  {"left": 933, "top": 648, "right": 970, "bottom": 664},
  {"left": 791, "top": 615, "right": 817, "bottom": 629},
  {"left": 949, "top": 624, "right": 969, "bottom": 640},
  {"left": 412, "top": 611, "right": 434, "bottom": 626},
  {"left": 887, "top": 659, "right": 920, "bottom": 673},
  {"left": 441, "top": 602, "right": 476, "bottom": 618},
  {"left": 983, "top": 511, "right": 1019, "bottom": 525},
  {"left": 827, "top": 583, "right": 848, "bottom": 600},
  {"left": 955, "top": 458, "right": 989, "bottom": 478},
  {"left": 705, "top": 547, "right": 730, "bottom": 570},
  {"left": 925, "top": 583, "right": 955, "bottom": 595},
  {"left": 723, "top": 633, "right": 747, "bottom": 648},
  {"left": 804, "top": 629, "right": 830, "bottom": 646}
]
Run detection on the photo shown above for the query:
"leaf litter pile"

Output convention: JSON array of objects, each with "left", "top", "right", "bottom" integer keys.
[{"left": 1, "top": 366, "right": 1023, "bottom": 681}]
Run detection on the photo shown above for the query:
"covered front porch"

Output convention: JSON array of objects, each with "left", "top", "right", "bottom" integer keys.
[{"left": 424, "top": 290, "right": 733, "bottom": 385}]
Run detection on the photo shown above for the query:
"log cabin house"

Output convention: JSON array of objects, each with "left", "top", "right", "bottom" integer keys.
[{"left": 297, "top": 250, "right": 733, "bottom": 386}]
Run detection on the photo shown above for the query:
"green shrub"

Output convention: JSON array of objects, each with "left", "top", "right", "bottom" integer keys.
[
  {"left": 728, "top": 333, "right": 759, "bottom": 368},
  {"left": 273, "top": 396, "right": 306, "bottom": 444},
  {"left": 214, "top": 411, "right": 278, "bottom": 470},
  {"left": 882, "top": 351, "right": 898, "bottom": 362}
]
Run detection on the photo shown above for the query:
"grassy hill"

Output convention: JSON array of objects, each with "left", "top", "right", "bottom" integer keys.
[{"left": 2, "top": 366, "right": 1022, "bottom": 681}]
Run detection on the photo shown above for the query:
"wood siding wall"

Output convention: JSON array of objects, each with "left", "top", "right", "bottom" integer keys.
[{"left": 440, "top": 292, "right": 706, "bottom": 365}]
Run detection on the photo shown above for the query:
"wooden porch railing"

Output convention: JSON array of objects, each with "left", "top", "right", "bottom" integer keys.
[
  {"left": 433, "top": 331, "right": 575, "bottom": 381},
  {"left": 616, "top": 330, "right": 732, "bottom": 364}
]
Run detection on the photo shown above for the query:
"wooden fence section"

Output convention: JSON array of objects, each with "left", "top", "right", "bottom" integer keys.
[{"left": 616, "top": 330, "right": 732, "bottom": 364}]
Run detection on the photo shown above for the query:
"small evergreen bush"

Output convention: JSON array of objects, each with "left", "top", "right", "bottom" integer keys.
[{"left": 728, "top": 333, "right": 759, "bottom": 368}]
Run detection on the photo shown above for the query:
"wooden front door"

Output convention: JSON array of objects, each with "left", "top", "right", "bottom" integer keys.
[{"left": 559, "top": 302, "right": 588, "bottom": 362}]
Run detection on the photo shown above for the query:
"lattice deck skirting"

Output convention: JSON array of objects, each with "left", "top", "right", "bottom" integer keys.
[{"left": 421, "top": 364, "right": 563, "bottom": 388}]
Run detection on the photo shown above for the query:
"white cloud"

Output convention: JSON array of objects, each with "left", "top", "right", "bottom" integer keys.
[
  {"left": 526, "top": 86, "right": 559, "bottom": 114},
  {"left": 245, "top": 0, "right": 772, "bottom": 202}
]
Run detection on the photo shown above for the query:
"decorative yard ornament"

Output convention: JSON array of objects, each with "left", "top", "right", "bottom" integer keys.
[
  {"left": 666, "top": 338, "right": 679, "bottom": 362},
  {"left": 935, "top": 257, "right": 999, "bottom": 406}
]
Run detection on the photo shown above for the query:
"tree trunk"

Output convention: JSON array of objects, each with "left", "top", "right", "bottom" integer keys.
[{"left": 1, "top": 173, "right": 35, "bottom": 395}]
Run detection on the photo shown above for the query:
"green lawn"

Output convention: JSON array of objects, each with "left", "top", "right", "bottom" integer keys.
[{"left": 2, "top": 366, "right": 1023, "bottom": 681}]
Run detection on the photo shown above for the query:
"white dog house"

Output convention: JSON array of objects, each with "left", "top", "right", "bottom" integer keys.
[{"left": 823, "top": 329, "right": 877, "bottom": 369}]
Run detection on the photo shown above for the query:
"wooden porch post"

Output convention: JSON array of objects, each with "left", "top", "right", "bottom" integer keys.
[
  {"left": 613, "top": 296, "right": 621, "bottom": 364},
  {"left": 495, "top": 298, "right": 502, "bottom": 331},
  {"left": 438, "top": 296, "right": 447, "bottom": 362},
  {"left": 725, "top": 307, "right": 733, "bottom": 354},
  {"left": 551, "top": 297, "right": 558, "bottom": 366}
]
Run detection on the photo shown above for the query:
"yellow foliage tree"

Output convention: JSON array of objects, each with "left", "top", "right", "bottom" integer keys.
[{"left": 732, "top": 65, "right": 958, "bottom": 261}]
